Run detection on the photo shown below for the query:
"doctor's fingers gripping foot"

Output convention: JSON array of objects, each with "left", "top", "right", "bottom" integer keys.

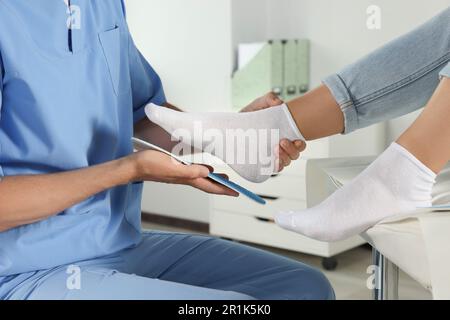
[
  {"left": 275, "top": 142, "right": 436, "bottom": 242},
  {"left": 145, "top": 104, "right": 304, "bottom": 183}
]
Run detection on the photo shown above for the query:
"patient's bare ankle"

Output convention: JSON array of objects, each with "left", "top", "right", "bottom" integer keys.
[
  {"left": 286, "top": 85, "right": 344, "bottom": 141},
  {"left": 397, "top": 136, "right": 443, "bottom": 175}
]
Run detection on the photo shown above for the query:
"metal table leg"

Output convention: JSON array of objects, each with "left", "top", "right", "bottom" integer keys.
[{"left": 372, "top": 247, "right": 399, "bottom": 300}]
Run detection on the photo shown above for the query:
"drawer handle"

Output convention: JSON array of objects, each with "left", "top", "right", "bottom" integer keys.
[
  {"left": 255, "top": 217, "right": 275, "bottom": 223},
  {"left": 258, "top": 195, "right": 280, "bottom": 201}
]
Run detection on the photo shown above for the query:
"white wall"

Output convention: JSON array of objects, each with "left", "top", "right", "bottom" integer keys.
[
  {"left": 125, "top": 0, "right": 232, "bottom": 112},
  {"left": 265, "top": 0, "right": 449, "bottom": 142},
  {"left": 125, "top": 0, "right": 233, "bottom": 222}
]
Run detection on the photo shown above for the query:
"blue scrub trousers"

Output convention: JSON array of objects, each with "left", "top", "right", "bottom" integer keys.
[{"left": 3, "top": 231, "right": 334, "bottom": 300}]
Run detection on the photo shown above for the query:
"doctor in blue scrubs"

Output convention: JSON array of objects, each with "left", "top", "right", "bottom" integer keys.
[{"left": 0, "top": 0, "right": 333, "bottom": 300}]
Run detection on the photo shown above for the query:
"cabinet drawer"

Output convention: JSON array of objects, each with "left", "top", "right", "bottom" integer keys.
[
  {"left": 212, "top": 196, "right": 306, "bottom": 219},
  {"left": 241, "top": 174, "right": 306, "bottom": 200},
  {"left": 211, "top": 155, "right": 309, "bottom": 179},
  {"left": 210, "top": 210, "right": 365, "bottom": 257},
  {"left": 277, "top": 158, "right": 307, "bottom": 177},
  {"left": 215, "top": 166, "right": 307, "bottom": 200},
  {"left": 298, "top": 140, "right": 330, "bottom": 159}
]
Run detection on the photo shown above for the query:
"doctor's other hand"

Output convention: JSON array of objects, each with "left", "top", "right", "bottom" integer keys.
[
  {"left": 128, "top": 150, "right": 239, "bottom": 197},
  {"left": 240, "top": 92, "right": 307, "bottom": 172}
]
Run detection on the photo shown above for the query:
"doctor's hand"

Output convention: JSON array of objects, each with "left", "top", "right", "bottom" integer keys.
[
  {"left": 129, "top": 150, "right": 239, "bottom": 197},
  {"left": 240, "top": 92, "right": 307, "bottom": 172}
]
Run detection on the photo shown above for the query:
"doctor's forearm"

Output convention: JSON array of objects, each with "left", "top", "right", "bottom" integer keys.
[{"left": 0, "top": 157, "right": 136, "bottom": 232}]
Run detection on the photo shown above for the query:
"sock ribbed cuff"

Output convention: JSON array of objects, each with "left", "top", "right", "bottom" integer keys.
[
  {"left": 391, "top": 142, "right": 437, "bottom": 181},
  {"left": 281, "top": 104, "right": 305, "bottom": 141}
]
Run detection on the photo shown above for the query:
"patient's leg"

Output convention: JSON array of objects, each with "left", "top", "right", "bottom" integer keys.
[
  {"left": 287, "top": 8, "right": 449, "bottom": 139},
  {"left": 397, "top": 77, "right": 450, "bottom": 173},
  {"left": 276, "top": 78, "right": 450, "bottom": 242}
]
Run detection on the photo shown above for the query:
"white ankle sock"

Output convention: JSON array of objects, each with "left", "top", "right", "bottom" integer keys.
[
  {"left": 275, "top": 142, "right": 436, "bottom": 241},
  {"left": 145, "top": 104, "right": 304, "bottom": 183}
]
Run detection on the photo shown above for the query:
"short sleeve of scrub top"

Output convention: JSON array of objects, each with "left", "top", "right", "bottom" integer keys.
[{"left": 129, "top": 38, "right": 166, "bottom": 123}]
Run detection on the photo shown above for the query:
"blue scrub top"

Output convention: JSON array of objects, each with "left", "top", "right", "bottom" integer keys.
[{"left": 0, "top": 0, "right": 166, "bottom": 277}]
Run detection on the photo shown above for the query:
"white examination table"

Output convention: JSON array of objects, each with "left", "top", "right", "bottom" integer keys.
[{"left": 307, "top": 158, "right": 450, "bottom": 300}]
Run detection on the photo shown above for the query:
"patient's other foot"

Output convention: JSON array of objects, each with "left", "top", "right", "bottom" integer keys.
[{"left": 275, "top": 142, "right": 436, "bottom": 241}]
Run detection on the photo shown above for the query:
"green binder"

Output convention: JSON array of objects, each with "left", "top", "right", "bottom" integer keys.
[
  {"left": 231, "top": 43, "right": 272, "bottom": 110},
  {"left": 232, "top": 39, "right": 310, "bottom": 110},
  {"left": 296, "top": 39, "right": 310, "bottom": 95},
  {"left": 271, "top": 40, "right": 284, "bottom": 98},
  {"left": 283, "top": 40, "right": 298, "bottom": 101}
]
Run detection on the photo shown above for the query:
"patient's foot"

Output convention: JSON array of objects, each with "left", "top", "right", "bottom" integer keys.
[
  {"left": 145, "top": 104, "right": 304, "bottom": 183},
  {"left": 275, "top": 142, "right": 436, "bottom": 241}
]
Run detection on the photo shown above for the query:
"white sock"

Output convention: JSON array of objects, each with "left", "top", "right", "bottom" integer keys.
[
  {"left": 275, "top": 142, "right": 436, "bottom": 242},
  {"left": 145, "top": 104, "right": 304, "bottom": 183}
]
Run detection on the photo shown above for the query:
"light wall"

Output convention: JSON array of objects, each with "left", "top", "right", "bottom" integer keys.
[
  {"left": 125, "top": 0, "right": 232, "bottom": 222},
  {"left": 125, "top": 0, "right": 232, "bottom": 112}
]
